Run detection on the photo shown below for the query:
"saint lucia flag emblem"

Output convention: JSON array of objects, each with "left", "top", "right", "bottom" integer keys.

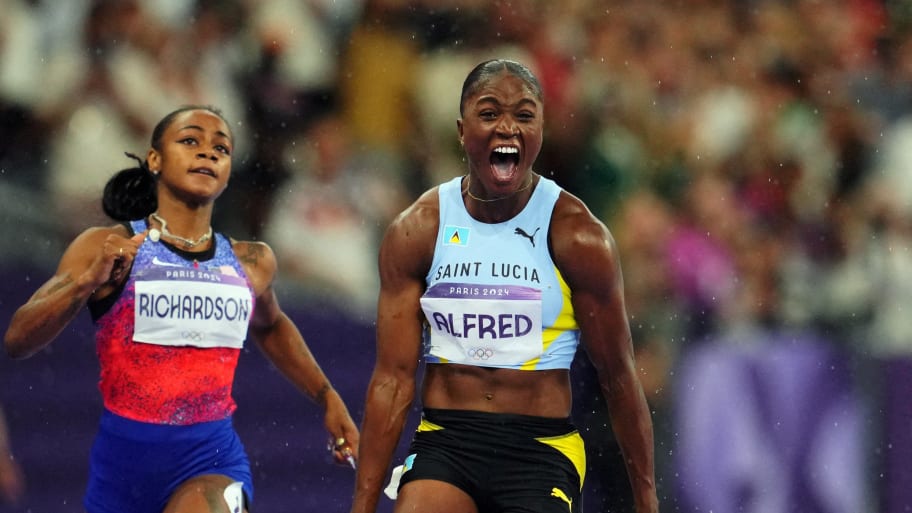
[{"left": 443, "top": 225, "right": 470, "bottom": 246}]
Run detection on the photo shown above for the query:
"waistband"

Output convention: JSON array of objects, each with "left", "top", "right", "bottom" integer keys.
[
  {"left": 422, "top": 408, "right": 575, "bottom": 436},
  {"left": 99, "top": 408, "right": 234, "bottom": 441}
]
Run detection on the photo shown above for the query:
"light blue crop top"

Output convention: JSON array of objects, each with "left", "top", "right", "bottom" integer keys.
[{"left": 419, "top": 175, "right": 580, "bottom": 370}]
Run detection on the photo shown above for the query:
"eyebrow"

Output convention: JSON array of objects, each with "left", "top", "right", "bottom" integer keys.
[
  {"left": 475, "top": 96, "right": 539, "bottom": 109},
  {"left": 178, "top": 124, "right": 232, "bottom": 140}
]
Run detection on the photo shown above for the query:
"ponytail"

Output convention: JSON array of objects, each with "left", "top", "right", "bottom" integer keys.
[{"left": 101, "top": 152, "right": 157, "bottom": 221}]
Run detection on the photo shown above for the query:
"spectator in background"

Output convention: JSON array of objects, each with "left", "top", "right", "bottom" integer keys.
[
  {"left": 43, "top": 0, "right": 253, "bottom": 241},
  {"left": 263, "top": 101, "right": 409, "bottom": 318},
  {"left": 0, "top": 0, "right": 51, "bottom": 190},
  {"left": 664, "top": 172, "right": 743, "bottom": 341},
  {"left": 42, "top": 0, "right": 170, "bottom": 239},
  {"left": 337, "top": 0, "right": 429, "bottom": 197},
  {"left": 224, "top": 0, "right": 342, "bottom": 238}
]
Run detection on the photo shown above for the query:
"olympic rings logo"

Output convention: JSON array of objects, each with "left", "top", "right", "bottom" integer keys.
[
  {"left": 467, "top": 347, "right": 494, "bottom": 360},
  {"left": 181, "top": 331, "right": 203, "bottom": 342}
]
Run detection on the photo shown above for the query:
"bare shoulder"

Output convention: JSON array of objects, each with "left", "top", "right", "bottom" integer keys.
[
  {"left": 380, "top": 186, "right": 441, "bottom": 277},
  {"left": 550, "top": 190, "right": 620, "bottom": 284},
  {"left": 386, "top": 187, "right": 440, "bottom": 241},
  {"left": 550, "top": 190, "right": 616, "bottom": 255},
  {"left": 231, "top": 239, "right": 277, "bottom": 294}
]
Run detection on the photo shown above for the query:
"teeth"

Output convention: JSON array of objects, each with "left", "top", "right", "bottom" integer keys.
[{"left": 493, "top": 146, "right": 518, "bottom": 154}]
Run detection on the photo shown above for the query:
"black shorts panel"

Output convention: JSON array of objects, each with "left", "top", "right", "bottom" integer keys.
[{"left": 397, "top": 408, "right": 585, "bottom": 513}]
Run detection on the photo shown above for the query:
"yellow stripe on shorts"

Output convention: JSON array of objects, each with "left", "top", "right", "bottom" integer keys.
[{"left": 535, "top": 430, "right": 586, "bottom": 490}]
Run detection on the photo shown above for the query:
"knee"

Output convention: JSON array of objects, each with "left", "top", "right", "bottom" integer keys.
[{"left": 165, "top": 475, "right": 248, "bottom": 513}]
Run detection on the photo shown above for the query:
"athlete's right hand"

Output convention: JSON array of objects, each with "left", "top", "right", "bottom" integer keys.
[{"left": 85, "top": 231, "right": 148, "bottom": 292}]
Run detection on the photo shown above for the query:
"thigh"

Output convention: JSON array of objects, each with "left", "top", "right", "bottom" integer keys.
[
  {"left": 395, "top": 479, "right": 478, "bottom": 513},
  {"left": 86, "top": 412, "right": 253, "bottom": 513},
  {"left": 164, "top": 474, "right": 248, "bottom": 513}
]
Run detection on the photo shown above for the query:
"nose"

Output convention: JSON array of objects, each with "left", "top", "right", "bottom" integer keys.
[
  {"left": 197, "top": 150, "right": 218, "bottom": 162},
  {"left": 496, "top": 117, "right": 519, "bottom": 137}
]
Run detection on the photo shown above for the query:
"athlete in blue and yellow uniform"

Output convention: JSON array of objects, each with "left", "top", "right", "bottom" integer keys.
[
  {"left": 5, "top": 106, "right": 359, "bottom": 513},
  {"left": 351, "top": 60, "right": 658, "bottom": 513}
]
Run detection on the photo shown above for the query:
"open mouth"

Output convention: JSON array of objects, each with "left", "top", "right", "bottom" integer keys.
[
  {"left": 190, "top": 167, "right": 216, "bottom": 177},
  {"left": 490, "top": 146, "right": 520, "bottom": 180}
]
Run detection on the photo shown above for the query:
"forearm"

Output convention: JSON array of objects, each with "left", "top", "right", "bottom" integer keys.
[
  {"left": 351, "top": 373, "right": 415, "bottom": 513},
  {"left": 603, "top": 371, "right": 658, "bottom": 513},
  {"left": 4, "top": 273, "right": 95, "bottom": 359},
  {"left": 0, "top": 407, "right": 12, "bottom": 457},
  {"left": 252, "top": 313, "right": 336, "bottom": 406}
]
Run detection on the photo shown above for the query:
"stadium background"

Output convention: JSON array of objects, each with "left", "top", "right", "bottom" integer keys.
[{"left": 2, "top": 0, "right": 911, "bottom": 511}]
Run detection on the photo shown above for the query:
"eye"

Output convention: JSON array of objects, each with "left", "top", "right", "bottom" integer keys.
[
  {"left": 517, "top": 111, "right": 536, "bottom": 122},
  {"left": 479, "top": 110, "right": 498, "bottom": 121},
  {"left": 215, "top": 144, "right": 231, "bottom": 156},
  {"left": 178, "top": 137, "right": 198, "bottom": 146}
]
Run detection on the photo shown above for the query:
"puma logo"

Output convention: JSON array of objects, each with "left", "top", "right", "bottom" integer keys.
[
  {"left": 514, "top": 227, "right": 540, "bottom": 247},
  {"left": 550, "top": 487, "right": 573, "bottom": 511}
]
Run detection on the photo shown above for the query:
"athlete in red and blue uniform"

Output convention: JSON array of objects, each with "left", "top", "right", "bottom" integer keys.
[
  {"left": 5, "top": 106, "right": 359, "bottom": 513},
  {"left": 85, "top": 221, "right": 255, "bottom": 511}
]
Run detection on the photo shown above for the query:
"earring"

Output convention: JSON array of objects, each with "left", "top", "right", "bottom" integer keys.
[{"left": 151, "top": 169, "right": 160, "bottom": 177}]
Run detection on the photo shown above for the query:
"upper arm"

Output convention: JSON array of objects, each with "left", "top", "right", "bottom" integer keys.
[
  {"left": 233, "top": 240, "right": 281, "bottom": 330},
  {"left": 47, "top": 225, "right": 127, "bottom": 299},
  {"left": 550, "top": 194, "right": 634, "bottom": 378},
  {"left": 374, "top": 193, "right": 438, "bottom": 378}
]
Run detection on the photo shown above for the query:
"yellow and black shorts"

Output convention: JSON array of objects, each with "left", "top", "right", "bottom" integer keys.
[{"left": 397, "top": 408, "right": 586, "bottom": 513}]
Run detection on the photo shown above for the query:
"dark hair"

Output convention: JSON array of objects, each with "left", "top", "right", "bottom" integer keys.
[
  {"left": 459, "top": 59, "right": 544, "bottom": 116},
  {"left": 102, "top": 105, "right": 229, "bottom": 221}
]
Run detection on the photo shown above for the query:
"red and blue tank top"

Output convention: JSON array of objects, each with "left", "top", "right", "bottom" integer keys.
[{"left": 92, "top": 220, "right": 255, "bottom": 425}]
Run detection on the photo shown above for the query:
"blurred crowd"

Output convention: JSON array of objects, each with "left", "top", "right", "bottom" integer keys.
[{"left": 2, "top": 0, "right": 911, "bottom": 510}]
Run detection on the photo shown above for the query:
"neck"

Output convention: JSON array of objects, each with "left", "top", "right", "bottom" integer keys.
[
  {"left": 461, "top": 174, "right": 537, "bottom": 223},
  {"left": 149, "top": 212, "right": 213, "bottom": 250},
  {"left": 463, "top": 174, "right": 535, "bottom": 203}
]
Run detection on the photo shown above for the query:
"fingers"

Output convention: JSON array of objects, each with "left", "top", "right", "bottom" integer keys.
[
  {"left": 328, "top": 435, "right": 357, "bottom": 469},
  {"left": 104, "top": 233, "right": 145, "bottom": 261},
  {"left": 344, "top": 424, "right": 360, "bottom": 456},
  {"left": 132, "top": 230, "right": 149, "bottom": 244},
  {"left": 102, "top": 233, "right": 143, "bottom": 284}
]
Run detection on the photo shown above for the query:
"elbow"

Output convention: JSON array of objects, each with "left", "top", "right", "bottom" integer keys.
[
  {"left": 4, "top": 343, "right": 27, "bottom": 361},
  {"left": 4, "top": 331, "right": 37, "bottom": 360},
  {"left": 368, "top": 372, "right": 416, "bottom": 408},
  {"left": 371, "top": 372, "right": 414, "bottom": 395}
]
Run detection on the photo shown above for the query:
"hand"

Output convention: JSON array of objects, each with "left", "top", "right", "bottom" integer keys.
[
  {"left": 85, "top": 231, "right": 148, "bottom": 291},
  {"left": 324, "top": 393, "right": 359, "bottom": 469},
  {"left": 328, "top": 436, "right": 357, "bottom": 469},
  {"left": 0, "top": 456, "right": 24, "bottom": 504}
]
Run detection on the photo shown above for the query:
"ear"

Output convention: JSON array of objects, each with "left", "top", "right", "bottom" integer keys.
[
  {"left": 456, "top": 118, "right": 464, "bottom": 146},
  {"left": 146, "top": 148, "right": 161, "bottom": 175}
]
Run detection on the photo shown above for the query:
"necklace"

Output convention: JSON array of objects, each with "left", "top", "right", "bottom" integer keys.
[
  {"left": 149, "top": 212, "right": 212, "bottom": 249},
  {"left": 463, "top": 175, "right": 534, "bottom": 203}
]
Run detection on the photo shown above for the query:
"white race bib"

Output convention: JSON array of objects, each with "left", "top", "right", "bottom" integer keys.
[
  {"left": 420, "top": 282, "right": 543, "bottom": 366},
  {"left": 133, "top": 267, "right": 252, "bottom": 348}
]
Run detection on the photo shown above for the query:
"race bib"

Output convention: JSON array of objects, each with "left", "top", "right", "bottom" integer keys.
[
  {"left": 133, "top": 267, "right": 252, "bottom": 348},
  {"left": 420, "top": 282, "right": 543, "bottom": 366}
]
